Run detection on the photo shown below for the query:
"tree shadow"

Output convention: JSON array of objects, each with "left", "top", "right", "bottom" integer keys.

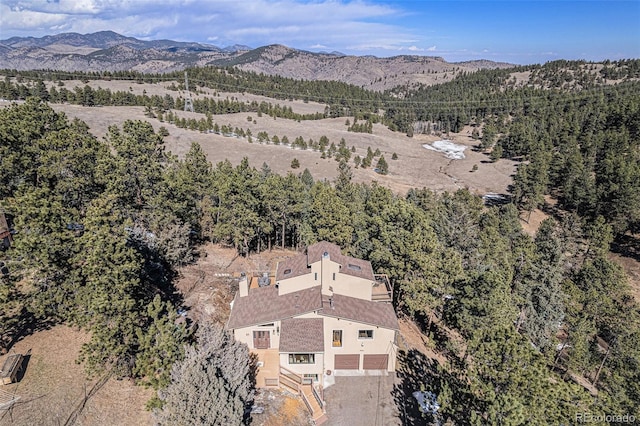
[
  {"left": 393, "top": 349, "right": 438, "bottom": 426},
  {"left": 127, "top": 236, "right": 185, "bottom": 309},
  {"left": 393, "top": 343, "right": 478, "bottom": 425},
  {"left": 611, "top": 234, "right": 640, "bottom": 262},
  {"left": 244, "top": 352, "right": 260, "bottom": 425},
  {"left": 2, "top": 307, "right": 56, "bottom": 354}
]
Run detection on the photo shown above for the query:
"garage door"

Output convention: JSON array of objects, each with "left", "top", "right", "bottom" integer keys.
[
  {"left": 363, "top": 354, "right": 389, "bottom": 370},
  {"left": 334, "top": 354, "right": 359, "bottom": 370}
]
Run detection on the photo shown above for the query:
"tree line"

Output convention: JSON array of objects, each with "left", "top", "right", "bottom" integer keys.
[{"left": 1, "top": 99, "right": 638, "bottom": 423}]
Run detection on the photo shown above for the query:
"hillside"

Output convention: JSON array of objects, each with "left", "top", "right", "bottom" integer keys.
[
  {"left": 0, "top": 47, "right": 639, "bottom": 424},
  {"left": 0, "top": 32, "right": 512, "bottom": 90}
]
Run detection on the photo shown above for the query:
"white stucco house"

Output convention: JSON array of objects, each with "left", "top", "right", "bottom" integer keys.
[{"left": 226, "top": 241, "right": 399, "bottom": 423}]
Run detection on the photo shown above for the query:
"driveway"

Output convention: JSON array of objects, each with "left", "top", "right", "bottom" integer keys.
[{"left": 322, "top": 374, "right": 402, "bottom": 426}]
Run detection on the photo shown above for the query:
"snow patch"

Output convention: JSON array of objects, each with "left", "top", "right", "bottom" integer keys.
[{"left": 423, "top": 140, "right": 466, "bottom": 159}]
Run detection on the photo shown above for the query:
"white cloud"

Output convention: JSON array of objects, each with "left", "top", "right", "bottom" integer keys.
[
  {"left": 427, "top": 45, "right": 437, "bottom": 52},
  {"left": 0, "top": 0, "right": 431, "bottom": 56}
]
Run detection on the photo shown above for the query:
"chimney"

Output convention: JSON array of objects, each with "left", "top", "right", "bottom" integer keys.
[
  {"left": 239, "top": 273, "right": 249, "bottom": 297},
  {"left": 321, "top": 251, "right": 333, "bottom": 296}
]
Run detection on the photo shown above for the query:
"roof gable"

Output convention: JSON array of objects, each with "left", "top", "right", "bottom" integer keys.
[
  {"left": 276, "top": 241, "right": 375, "bottom": 281},
  {"left": 319, "top": 293, "right": 399, "bottom": 330},
  {"left": 227, "top": 285, "right": 322, "bottom": 329},
  {"left": 275, "top": 252, "right": 309, "bottom": 281},
  {"left": 280, "top": 318, "right": 324, "bottom": 352}
]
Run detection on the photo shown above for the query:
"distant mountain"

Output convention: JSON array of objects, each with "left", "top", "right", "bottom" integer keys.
[
  {"left": 1, "top": 30, "right": 223, "bottom": 52},
  {"left": 220, "top": 44, "right": 512, "bottom": 90},
  {"left": 222, "top": 44, "right": 252, "bottom": 53},
  {"left": 0, "top": 32, "right": 514, "bottom": 90}
]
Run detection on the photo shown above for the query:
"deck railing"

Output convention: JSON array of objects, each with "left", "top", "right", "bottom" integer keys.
[
  {"left": 279, "top": 374, "right": 300, "bottom": 392},
  {"left": 300, "top": 391, "right": 314, "bottom": 415},
  {"left": 280, "top": 365, "right": 314, "bottom": 385},
  {"left": 372, "top": 274, "right": 393, "bottom": 301},
  {"left": 278, "top": 365, "right": 324, "bottom": 420},
  {"left": 312, "top": 385, "right": 324, "bottom": 410}
]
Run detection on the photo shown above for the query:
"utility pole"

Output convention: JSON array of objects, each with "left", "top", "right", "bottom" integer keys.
[{"left": 184, "top": 71, "right": 194, "bottom": 112}]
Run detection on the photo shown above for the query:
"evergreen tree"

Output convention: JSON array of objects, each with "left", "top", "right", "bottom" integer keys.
[
  {"left": 156, "top": 323, "right": 255, "bottom": 426},
  {"left": 375, "top": 155, "right": 389, "bottom": 175}
]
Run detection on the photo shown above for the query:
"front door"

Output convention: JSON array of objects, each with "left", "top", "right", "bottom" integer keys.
[{"left": 253, "top": 330, "right": 270, "bottom": 349}]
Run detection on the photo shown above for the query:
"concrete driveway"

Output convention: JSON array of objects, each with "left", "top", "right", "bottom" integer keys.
[{"left": 322, "top": 374, "right": 402, "bottom": 426}]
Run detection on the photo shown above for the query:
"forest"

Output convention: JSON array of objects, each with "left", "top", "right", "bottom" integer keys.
[{"left": 0, "top": 58, "right": 639, "bottom": 424}]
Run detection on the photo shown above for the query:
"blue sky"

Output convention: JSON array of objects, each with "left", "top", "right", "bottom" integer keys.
[{"left": 1, "top": 0, "right": 638, "bottom": 64}]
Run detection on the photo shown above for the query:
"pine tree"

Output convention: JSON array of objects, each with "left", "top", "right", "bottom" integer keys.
[
  {"left": 375, "top": 155, "right": 389, "bottom": 175},
  {"left": 335, "top": 160, "right": 353, "bottom": 193},
  {"left": 156, "top": 323, "right": 255, "bottom": 426}
]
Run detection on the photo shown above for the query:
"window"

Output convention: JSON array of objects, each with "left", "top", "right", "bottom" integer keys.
[
  {"left": 289, "top": 353, "right": 315, "bottom": 364},
  {"left": 347, "top": 263, "right": 362, "bottom": 271},
  {"left": 314, "top": 272, "right": 317, "bottom": 281},
  {"left": 358, "top": 330, "right": 374, "bottom": 339},
  {"left": 258, "top": 323, "right": 274, "bottom": 327},
  {"left": 332, "top": 330, "right": 343, "bottom": 347},
  {"left": 304, "top": 374, "right": 319, "bottom": 383},
  {"left": 283, "top": 268, "right": 292, "bottom": 275},
  {"left": 332, "top": 272, "right": 336, "bottom": 280}
]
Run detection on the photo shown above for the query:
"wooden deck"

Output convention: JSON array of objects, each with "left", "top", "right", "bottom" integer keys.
[
  {"left": 253, "top": 349, "right": 280, "bottom": 388},
  {"left": 372, "top": 274, "right": 393, "bottom": 302},
  {"left": 253, "top": 349, "right": 328, "bottom": 424}
]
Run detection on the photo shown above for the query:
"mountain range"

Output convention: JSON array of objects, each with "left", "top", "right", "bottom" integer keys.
[{"left": 0, "top": 31, "right": 513, "bottom": 90}]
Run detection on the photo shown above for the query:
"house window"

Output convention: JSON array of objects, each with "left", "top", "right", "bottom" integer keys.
[
  {"left": 358, "top": 330, "right": 374, "bottom": 339},
  {"left": 332, "top": 272, "right": 336, "bottom": 280},
  {"left": 347, "top": 263, "right": 362, "bottom": 271},
  {"left": 258, "top": 323, "right": 274, "bottom": 327},
  {"left": 289, "top": 353, "right": 315, "bottom": 364},
  {"left": 284, "top": 268, "right": 292, "bottom": 275},
  {"left": 304, "top": 374, "right": 319, "bottom": 383},
  {"left": 332, "top": 330, "right": 343, "bottom": 347},
  {"left": 315, "top": 272, "right": 317, "bottom": 281}
]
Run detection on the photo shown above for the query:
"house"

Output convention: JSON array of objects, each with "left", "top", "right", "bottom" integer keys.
[{"left": 226, "top": 241, "right": 398, "bottom": 423}]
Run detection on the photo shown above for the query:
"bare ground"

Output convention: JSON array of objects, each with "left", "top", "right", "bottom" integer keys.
[
  {"left": 2, "top": 78, "right": 638, "bottom": 422},
  {"left": 174, "top": 244, "right": 298, "bottom": 325},
  {"left": 47, "top": 101, "right": 516, "bottom": 195},
  {"left": 0, "top": 76, "right": 518, "bottom": 196},
  {"left": 397, "top": 318, "right": 447, "bottom": 368},
  {"left": 0, "top": 326, "right": 152, "bottom": 426},
  {"left": 0, "top": 244, "right": 294, "bottom": 426}
]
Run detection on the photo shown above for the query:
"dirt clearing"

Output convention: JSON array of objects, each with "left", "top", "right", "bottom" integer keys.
[
  {"left": 0, "top": 326, "right": 152, "bottom": 426},
  {"left": 51, "top": 101, "right": 517, "bottom": 195}
]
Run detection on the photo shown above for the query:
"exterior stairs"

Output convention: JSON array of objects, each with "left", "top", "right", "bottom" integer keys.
[
  {"left": 301, "top": 383, "right": 328, "bottom": 425},
  {"left": 278, "top": 367, "right": 327, "bottom": 425}
]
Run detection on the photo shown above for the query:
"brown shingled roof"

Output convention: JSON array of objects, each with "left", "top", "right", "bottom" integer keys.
[
  {"left": 307, "top": 241, "right": 343, "bottom": 264},
  {"left": 280, "top": 318, "right": 325, "bottom": 352},
  {"left": 275, "top": 241, "right": 375, "bottom": 281},
  {"left": 319, "top": 293, "right": 399, "bottom": 330},
  {"left": 275, "top": 253, "right": 309, "bottom": 281},
  {"left": 227, "top": 285, "right": 322, "bottom": 329}
]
